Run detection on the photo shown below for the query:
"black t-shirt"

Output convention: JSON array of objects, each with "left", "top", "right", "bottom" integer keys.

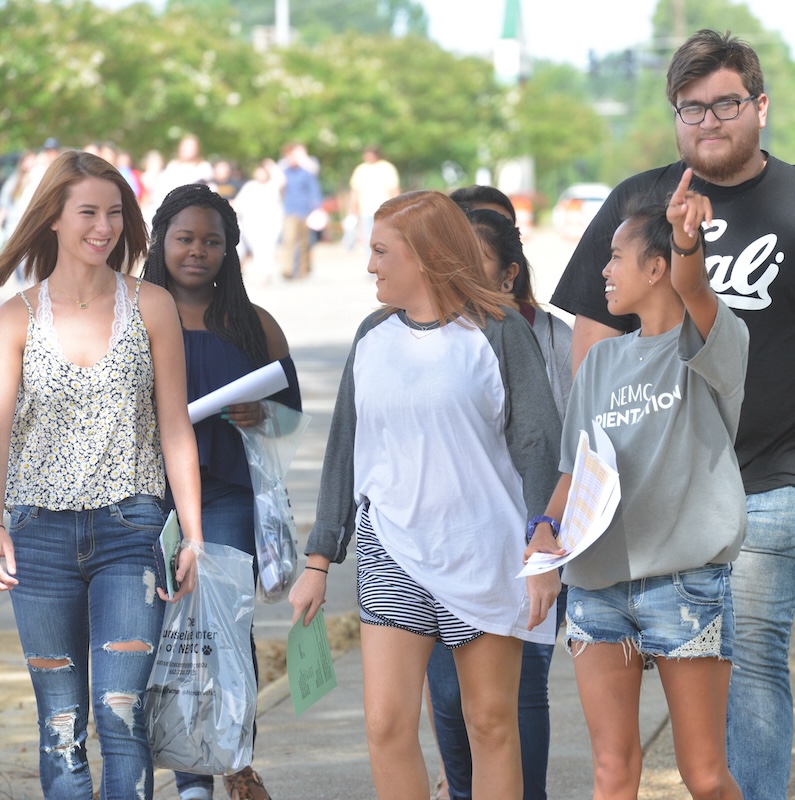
[{"left": 551, "top": 153, "right": 795, "bottom": 494}]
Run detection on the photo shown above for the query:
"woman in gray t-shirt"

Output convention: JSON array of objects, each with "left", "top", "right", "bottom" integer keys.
[{"left": 524, "top": 169, "right": 748, "bottom": 800}]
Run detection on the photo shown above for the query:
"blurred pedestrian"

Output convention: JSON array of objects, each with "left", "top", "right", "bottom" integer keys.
[
  {"left": 152, "top": 134, "right": 213, "bottom": 210},
  {"left": 279, "top": 143, "right": 322, "bottom": 280},
  {"left": 235, "top": 158, "right": 285, "bottom": 285},
  {"left": 0, "top": 150, "right": 36, "bottom": 249},
  {"left": 347, "top": 145, "right": 400, "bottom": 249},
  {"left": 139, "top": 149, "right": 165, "bottom": 230},
  {"left": 210, "top": 158, "right": 243, "bottom": 203}
]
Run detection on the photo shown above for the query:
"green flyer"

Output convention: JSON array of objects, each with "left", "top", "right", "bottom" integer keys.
[{"left": 287, "top": 610, "right": 337, "bottom": 715}]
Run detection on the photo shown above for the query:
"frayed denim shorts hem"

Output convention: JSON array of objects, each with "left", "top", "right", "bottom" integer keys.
[{"left": 565, "top": 564, "right": 735, "bottom": 665}]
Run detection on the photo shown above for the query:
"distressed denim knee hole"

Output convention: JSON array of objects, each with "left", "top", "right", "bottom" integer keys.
[
  {"left": 101, "top": 691, "right": 141, "bottom": 734},
  {"left": 45, "top": 709, "right": 82, "bottom": 768},
  {"left": 28, "top": 656, "right": 72, "bottom": 670},
  {"left": 103, "top": 640, "right": 153, "bottom": 654}
]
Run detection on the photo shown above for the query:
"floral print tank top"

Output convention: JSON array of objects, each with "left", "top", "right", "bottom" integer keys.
[{"left": 6, "top": 273, "right": 165, "bottom": 511}]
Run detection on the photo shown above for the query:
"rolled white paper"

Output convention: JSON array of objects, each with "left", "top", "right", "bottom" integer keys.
[{"left": 188, "top": 361, "right": 289, "bottom": 424}]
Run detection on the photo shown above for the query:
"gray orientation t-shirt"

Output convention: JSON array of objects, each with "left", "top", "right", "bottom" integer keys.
[{"left": 561, "top": 301, "right": 749, "bottom": 591}]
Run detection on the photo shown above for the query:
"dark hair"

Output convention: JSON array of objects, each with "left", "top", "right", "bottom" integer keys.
[
  {"left": 0, "top": 150, "right": 147, "bottom": 285},
  {"left": 666, "top": 29, "right": 764, "bottom": 105},
  {"left": 467, "top": 208, "right": 537, "bottom": 306},
  {"left": 620, "top": 198, "right": 706, "bottom": 267},
  {"left": 448, "top": 185, "right": 516, "bottom": 223},
  {"left": 143, "top": 183, "right": 270, "bottom": 367}
]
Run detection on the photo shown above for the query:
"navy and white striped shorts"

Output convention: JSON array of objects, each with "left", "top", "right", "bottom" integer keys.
[{"left": 356, "top": 505, "right": 482, "bottom": 649}]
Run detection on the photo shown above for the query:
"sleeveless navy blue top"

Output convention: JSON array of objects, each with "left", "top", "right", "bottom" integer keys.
[{"left": 183, "top": 329, "right": 301, "bottom": 489}]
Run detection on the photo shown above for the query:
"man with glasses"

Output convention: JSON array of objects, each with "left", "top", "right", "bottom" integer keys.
[{"left": 551, "top": 28, "right": 795, "bottom": 800}]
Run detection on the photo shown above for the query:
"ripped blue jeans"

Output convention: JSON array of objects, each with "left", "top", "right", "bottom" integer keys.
[{"left": 8, "top": 496, "right": 165, "bottom": 800}]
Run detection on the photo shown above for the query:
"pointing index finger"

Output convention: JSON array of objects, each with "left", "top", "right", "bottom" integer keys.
[{"left": 672, "top": 167, "right": 693, "bottom": 206}]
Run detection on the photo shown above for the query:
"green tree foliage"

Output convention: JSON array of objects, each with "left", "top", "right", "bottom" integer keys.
[
  {"left": 0, "top": 0, "right": 507, "bottom": 189},
  {"left": 221, "top": 0, "right": 430, "bottom": 42},
  {"left": 505, "top": 64, "right": 607, "bottom": 201},
  {"left": 1, "top": 0, "right": 792, "bottom": 198}
]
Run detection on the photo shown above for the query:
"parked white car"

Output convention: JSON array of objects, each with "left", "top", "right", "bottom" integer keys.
[{"left": 551, "top": 183, "right": 612, "bottom": 238}]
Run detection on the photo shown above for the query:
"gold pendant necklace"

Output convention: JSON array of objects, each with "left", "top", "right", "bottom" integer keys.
[{"left": 49, "top": 276, "right": 112, "bottom": 309}]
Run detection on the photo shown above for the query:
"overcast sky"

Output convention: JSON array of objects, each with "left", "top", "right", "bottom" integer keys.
[
  {"left": 95, "top": 0, "right": 795, "bottom": 69},
  {"left": 421, "top": 0, "right": 795, "bottom": 67}
]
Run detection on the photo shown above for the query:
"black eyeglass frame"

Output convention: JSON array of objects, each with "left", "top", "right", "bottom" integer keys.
[{"left": 674, "top": 95, "right": 758, "bottom": 125}]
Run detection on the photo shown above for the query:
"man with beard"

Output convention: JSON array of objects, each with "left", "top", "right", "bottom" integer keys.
[{"left": 550, "top": 29, "right": 795, "bottom": 800}]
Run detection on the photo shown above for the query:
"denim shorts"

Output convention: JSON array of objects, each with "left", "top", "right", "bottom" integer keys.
[{"left": 565, "top": 564, "right": 735, "bottom": 662}]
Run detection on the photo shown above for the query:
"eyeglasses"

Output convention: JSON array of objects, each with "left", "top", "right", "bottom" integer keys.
[{"left": 674, "top": 95, "right": 757, "bottom": 125}]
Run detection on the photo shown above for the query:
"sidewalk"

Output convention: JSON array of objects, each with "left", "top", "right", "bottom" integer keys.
[{"left": 0, "top": 615, "right": 676, "bottom": 800}]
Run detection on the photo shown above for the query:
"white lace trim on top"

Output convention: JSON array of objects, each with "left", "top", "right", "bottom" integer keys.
[{"left": 37, "top": 273, "right": 133, "bottom": 355}]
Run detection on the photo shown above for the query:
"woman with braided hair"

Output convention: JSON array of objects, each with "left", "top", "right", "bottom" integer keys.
[{"left": 144, "top": 183, "right": 301, "bottom": 800}]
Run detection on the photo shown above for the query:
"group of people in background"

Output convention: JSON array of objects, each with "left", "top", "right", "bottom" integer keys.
[
  {"left": 0, "top": 25, "right": 793, "bottom": 800},
  {"left": 0, "top": 134, "right": 401, "bottom": 290}
]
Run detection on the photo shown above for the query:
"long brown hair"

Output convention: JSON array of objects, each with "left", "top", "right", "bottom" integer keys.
[
  {"left": 0, "top": 150, "right": 148, "bottom": 285},
  {"left": 374, "top": 190, "right": 507, "bottom": 327}
]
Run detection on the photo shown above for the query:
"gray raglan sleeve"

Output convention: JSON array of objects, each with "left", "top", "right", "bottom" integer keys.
[
  {"left": 304, "top": 314, "right": 378, "bottom": 563},
  {"left": 486, "top": 309, "right": 563, "bottom": 528},
  {"left": 533, "top": 311, "right": 573, "bottom": 422}
]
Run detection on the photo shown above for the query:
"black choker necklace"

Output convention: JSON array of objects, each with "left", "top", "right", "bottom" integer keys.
[{"left": 404, "top": 312, "right": 441, "bottom": 339}]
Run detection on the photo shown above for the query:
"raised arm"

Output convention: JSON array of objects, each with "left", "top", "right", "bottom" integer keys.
[{"left": 666, "top": 167, "right": 718, "bottom": 341}]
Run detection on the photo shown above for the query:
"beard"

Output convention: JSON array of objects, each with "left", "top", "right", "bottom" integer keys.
[{"left": 676, "top": 125, "right": 760, "bottom": 184}]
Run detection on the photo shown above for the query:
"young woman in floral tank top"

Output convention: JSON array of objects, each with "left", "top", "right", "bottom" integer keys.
[{"left": 0, "top": 150, "right": 204, "bottom": 800}]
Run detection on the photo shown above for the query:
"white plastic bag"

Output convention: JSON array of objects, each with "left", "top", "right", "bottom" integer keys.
[
  {"left": 145, "top": 542, "right": 256, "bottom": 774},
  {"left": 237, "top": 400, "right": 310, "bottom": 603}
]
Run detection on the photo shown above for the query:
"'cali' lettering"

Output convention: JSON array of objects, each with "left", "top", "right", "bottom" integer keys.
[{"left": 704, "top": 227, "right": 781, "bottom": 311}]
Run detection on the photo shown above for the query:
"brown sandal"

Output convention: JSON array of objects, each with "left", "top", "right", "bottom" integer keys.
[{"left": 223, "top": 766, "right": 272, "bottom": 800}]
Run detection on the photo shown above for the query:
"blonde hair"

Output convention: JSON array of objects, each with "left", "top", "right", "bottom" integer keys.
[
  {"left": 374, "top": 191, "right": 508, "bottom": 327},
  {"left": 0, "top": 150, "right": 148, "bottom": 285}
]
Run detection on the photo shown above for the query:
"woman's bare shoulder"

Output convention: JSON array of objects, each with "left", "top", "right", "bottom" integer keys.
[
  {"left": 253, "top": 304, "right": 290, "bottom": 359},
  {"left": 0, "top": 290, "right": 34, "bottom": 347}
]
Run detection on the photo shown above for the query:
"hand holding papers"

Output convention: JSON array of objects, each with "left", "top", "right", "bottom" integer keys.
[
  {"left": 187, "top": 361, "right": 289, "bottom": 424},
  {"left": 153, "top": 510, "right": 182, "bottom": 598},
  {"left": 518, "top": 423, "right": 621, "bottom": 577}
]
